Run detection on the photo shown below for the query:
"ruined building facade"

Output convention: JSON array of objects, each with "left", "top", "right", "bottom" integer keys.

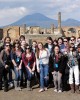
[{"left": 0, "top": 12, "right": 80, "bottom": 42}]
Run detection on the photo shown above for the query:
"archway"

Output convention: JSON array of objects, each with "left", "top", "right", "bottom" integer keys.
[
  {"left": 68, "top": 28, "right": 76, "bottom": 33},
  {"left": 7, "top": 28, "right": 16, "bottom": 39}
]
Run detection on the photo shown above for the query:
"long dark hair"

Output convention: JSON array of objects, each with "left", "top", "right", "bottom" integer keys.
[
  {"left": 53, "top": 45, "right": 61, "bottom": 54},
  {"left": 12, "top": 39, "right": 21, "bottom": 52},
  {"left": 25, "top": 45, "right": 32, "bottom": 53},
  {"left": 47, "top": 36, "right": 53, "bottom": 44},
  {"left": 58, "top": 37, "right": 63, "bottom": 44},
  {"left": 4, "top": 36, "right": 11, "bottom": 43}
]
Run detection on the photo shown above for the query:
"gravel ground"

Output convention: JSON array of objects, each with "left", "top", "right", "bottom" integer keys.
[{"left": 0, "top": 85, "right": 80, "bottom": 100}]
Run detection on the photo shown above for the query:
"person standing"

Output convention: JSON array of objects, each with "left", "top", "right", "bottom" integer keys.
[
  {"left": 22, "top": 45, "right": 36, "bottom": 91},
  {"left": 44, "top": 37, "right": 54, "bottom": 86},
  {"left": 0, "top": 36, "right": 13, "bottom": 88},
  {"left": 51, "top": 45, "right": 65, "bottom": 93},
  {"left": 37, "top": 42, "right": 49, "bottom": 92},
  {"left": 67, "top": 46, "right": 80, "bottom": 93},
  {"left": 11, "top": 40, "right": 22, "bottom": 91},
  {"left": 20, "top": 40, "right": 28, "bottom": 87},
  {"left": 0, "top": 43, "right": 12, "bottom": 92}
]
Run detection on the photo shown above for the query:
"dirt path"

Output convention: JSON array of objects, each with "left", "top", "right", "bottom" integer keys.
[{"left": 0, "top": 85, "right": 80, "bottom": 100}]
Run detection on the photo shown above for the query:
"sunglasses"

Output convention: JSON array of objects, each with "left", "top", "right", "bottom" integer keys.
[
  {"left": 5, "top": 45, "right": 10, "bottom": 47},
  {"left": 70, "top": 39, "right": 74, "bottom": 41}
]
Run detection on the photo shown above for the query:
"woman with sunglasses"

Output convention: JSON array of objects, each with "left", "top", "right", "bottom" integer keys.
[
  {"left": 62, "top": 38, "right": 70, "bottom": 91},
  {"left": 37, "top": 42, "right": 49, "bottom": 92},
  {"left": 69, "top": 36, "right": 76, "bottom": 48},
  {"left": 22, "top": 45, "right": 36, "bottom": 91},
  {"left": 0, "top": 36, "right": 11, "bottom": 52},
  {"left": 67, "top": 46, "right": 80, "bottom": 93},
  {"left": 11, "top": 40, "right": 22, "bottom": 91},
  {"left": 0, "top": 43, "right": 12, "bottom": 92},
  {"left": 63, "top": 38, "right": 69, "bottom": 54}
]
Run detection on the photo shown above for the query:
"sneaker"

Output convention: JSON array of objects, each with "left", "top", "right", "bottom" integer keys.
[
  {"left": 18, "top": 87, "right": 22, "bottom": 91},
  {"left": 54, "top": 89, "right": 57, "bottom": 92},
  {"left": 9, "top": 82, "right": 13, "bottom": 88},
  {"left": 39, "top": 89, "right": 44, "bottom": 92},
  {"left": 58, "top": 90, "right": 62, "bottom": 93},
  {"left": 44, "top": 87, "right": 48, "bottom": 91},
  {"left": 4, "top": 88, "right": 8, "bottom": 92},
  {"left": 15, "top": 87, "right": 22, "bottom": 91},
  {"left": 27, "top": 87, "right": 32, "bottom": 91}
]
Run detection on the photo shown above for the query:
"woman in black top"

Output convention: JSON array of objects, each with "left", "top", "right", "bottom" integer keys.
[
  {"left": 11, "top": 40, "right": 22, "bottom": 91},
  {"left": 51, "top": 45, "right": 65, "bottom": 93},
  {"left": 0, "top": 43, "right": 12, "bottom": 92}
]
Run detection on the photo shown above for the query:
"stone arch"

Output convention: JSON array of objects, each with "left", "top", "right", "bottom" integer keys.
[
  {"left": 7, "top": 28, "right": 16, "bottom": 39},
  {"left": 68, "top": 28, "right": 76, "bottom": 33},
  {"left": 78, "top": 30, "right": 80, "bottom": 36}
]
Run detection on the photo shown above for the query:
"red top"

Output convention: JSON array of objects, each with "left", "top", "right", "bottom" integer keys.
[{"left": 22, "top": 52, "right": 36, "bottom": 69}]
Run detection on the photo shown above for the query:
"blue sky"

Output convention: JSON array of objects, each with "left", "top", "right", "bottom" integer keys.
[{"left": 0, "top": 0, "right": 80, "bottom": 26}]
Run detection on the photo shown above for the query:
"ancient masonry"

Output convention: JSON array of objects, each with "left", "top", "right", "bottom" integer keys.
[{"left": 0, "top": 12, "right": 80, "bottom": 43}]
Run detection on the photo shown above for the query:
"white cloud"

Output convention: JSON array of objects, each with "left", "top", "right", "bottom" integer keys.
[
  {"left": 42, "top": 0, "right": 80, "bottom": 20},
  {"left": 60, "top": 3, "right": 79, "bottom": 13},
  {"left": 18, "top": 7, "right": 27, "bottom": 15},
  {"left": 0, "top": 7, "right": 27, "bottom": 18},
  {"left": 0, "top": 0, "right": 80, "bottom": 26},
  {"left": 0, "top": 7, "right": 29, "bottom": 26}
]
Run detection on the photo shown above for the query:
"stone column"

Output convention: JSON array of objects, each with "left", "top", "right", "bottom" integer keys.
[
  {"left": 51, "top": 24, "right": 54, "bottom": 34},
  {"left": 29, "top": 27, "right": 33, "bottom": 34},
  {"left": 29, "top": 39, "right": 32, "bottom": 45},
  {"left": 76, "top": 30, "right": 79, "bottom": 41},
  {"left": 58, "top": 12, "right": 62, "bottom": 35},
  {"left": 44, "top": 28, "right": 47, "bottom": 34},
  {"left": 38, "top": 27, "right": 40, "bottom": 34},
  {"left": 23, "top": 24, "right": 26, "bottom": 34}
]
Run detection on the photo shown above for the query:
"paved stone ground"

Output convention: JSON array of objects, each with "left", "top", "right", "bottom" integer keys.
[{"left": 0, "top": 85, "right": 80, "bottom": 100}]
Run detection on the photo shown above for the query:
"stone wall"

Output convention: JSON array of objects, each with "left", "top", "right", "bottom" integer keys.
[
  {"left": 24, "top": 34, "right": 62, "bottom": 44},
  {"left": 3, "top": 26, "right": 20, "bottom": 40},
  {"left": 2, "top": 25, "right": 80, "bottom": 42},
  {"left": 62, "top": 26, "right": 80, "bottom": 37}
]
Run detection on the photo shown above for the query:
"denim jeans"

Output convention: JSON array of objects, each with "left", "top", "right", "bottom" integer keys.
[
  {"left": 40, "top": 64, "right": 49, "bottom": 88},
  {"left": 0, "top": 67, "right": 4, "bottom": 88},
  {"left": 8, "top": 68, "right": 13, "bottom": 83},
  {"left": 25, "top": 67, "right": 34, "bottom": 81},
  {"left": 14, "top": 67, "right": 22, "bottom": 81}
]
